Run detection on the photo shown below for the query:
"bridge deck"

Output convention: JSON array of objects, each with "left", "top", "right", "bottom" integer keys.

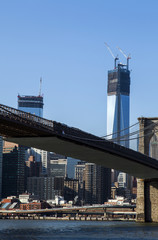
[{"left": 0, "top": 104, "right": 158, "bottom": 179}]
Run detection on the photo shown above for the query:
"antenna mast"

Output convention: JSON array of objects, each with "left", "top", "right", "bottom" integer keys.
[
  {"left": 39, "top": 77, "right": 42, "bottom": 96},
  {"left": 104, "top": 42, "right": 119, "bottom": 69}
]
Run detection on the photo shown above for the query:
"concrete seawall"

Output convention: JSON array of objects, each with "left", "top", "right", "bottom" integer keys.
[{"left": 0, "top": 215, "right": 135, "bottom": 221}]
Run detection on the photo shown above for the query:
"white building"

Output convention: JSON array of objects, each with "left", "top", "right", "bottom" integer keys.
[
  {"left": 19, "top": 193, "right": 39, "bottom": 203},
  {"left": 117, "top": 172, "right": 127, "bottom": 188},
  {"left": 29, "top": 148, "right": 50, "bottom": 175}
]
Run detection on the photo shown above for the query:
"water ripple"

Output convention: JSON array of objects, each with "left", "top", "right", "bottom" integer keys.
[{"left": 0, "top": 220, "right": 157, "bottom": 240}]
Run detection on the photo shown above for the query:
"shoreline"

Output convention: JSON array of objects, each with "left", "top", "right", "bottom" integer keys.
[{"left": 0, "top": 216, "right": 136, "bottom": 221}]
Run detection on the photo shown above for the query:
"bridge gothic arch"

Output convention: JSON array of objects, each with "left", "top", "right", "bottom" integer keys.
[
  {"left": 150, "top": 134, "right": 158, "bottom": 160},
  {"left": 138, "top": 117, "right": 158, "bottom": 157}
]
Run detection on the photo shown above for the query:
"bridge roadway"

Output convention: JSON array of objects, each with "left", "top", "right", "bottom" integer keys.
[
  {"left": 0, "top": 104, "right": 158, "bottom": 179},
  {"left": 0, "top": 204, "right": 136, "bottom": 215}
]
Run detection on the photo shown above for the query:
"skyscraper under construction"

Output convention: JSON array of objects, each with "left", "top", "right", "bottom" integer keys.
[
  {"left": 18, "top": 95, "right": 43, "bottom": 117},
  {"left": 106, "top": 45, "right": 131, "bottom": 190},
  {"left": 107, "top": 58, "right": 130, "bottom": 147},
  {"left": 18, "top": 92, "right": 50, "bottom": 176}
]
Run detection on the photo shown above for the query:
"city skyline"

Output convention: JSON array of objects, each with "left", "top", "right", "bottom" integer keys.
[{"left": 0, "top": 1, "right": 158, "bottom": 139}]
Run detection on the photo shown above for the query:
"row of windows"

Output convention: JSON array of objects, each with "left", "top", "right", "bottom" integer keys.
[{"left": 18, "top": 102, "right": 43, "bottom": 108}]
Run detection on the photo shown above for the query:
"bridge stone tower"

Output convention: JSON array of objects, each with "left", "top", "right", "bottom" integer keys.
[{"left": 137, "top": 117, "right": 158, "bottom": 222}]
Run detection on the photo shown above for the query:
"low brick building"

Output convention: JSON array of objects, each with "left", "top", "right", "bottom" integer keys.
[{"left": 20, "top": 201, "right": 50, "bottom": 210}]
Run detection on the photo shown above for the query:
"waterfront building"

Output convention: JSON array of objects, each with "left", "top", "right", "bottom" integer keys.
[
  {"left": 28, "top": 148, "right": 50, "bottom": 175},
  {"left": 75, "top": 161, "right": 86, "bottom": 201},
  {"left": 132, "top": 177, "right": 137, "bottom": 199},
  {"left": 1, "top": 196, "right": 19, "bottom": 210},
  {"left": 117, "top": 172, "right": 127, "bottom": 188},
  {"left": 54, "top": 177, "right": 64, "bottom": 197},
  {"left": 19, "top": 193, "right": 39, "bottom": 203},
  {"left": 75, "top": 161, "right": 86, "bottom": 183},
  {"left": 20, "top": 201, "right": 50, "bottom": 210},
  {"left": 64, "top": 177, "right": 79, "bottom": 202},
  {"left": 67, "top": 157, "right": 80, "bottom": 178},
  {"left": 27, "top": 154, "right": 67, "bottom": 201},
  {"left": 27, "top": 177, "right": 55, "bottom": 200},
  {"left": 49, "top": 152, "right": 66, "bottom": 160},
  {"left": 25, "top": 155, "right": 41, "bottom": 190},
  {"left": 25, "top": 155, "right": 41, "bottom": 178},
  {"left": 27, "top": 176, "right": 65, "bottom": 200},
  {"left": 84, "top": 163, "right": 111, "bottom": 205},
  {"left": 48, "top": 158, "right": 67, "bottom": 197},
  {"left": 2, "top": 141, "right": 25, "bottom": 198},
  {"left": 49, "top": 157, "right": 67, "bottom": 178}
]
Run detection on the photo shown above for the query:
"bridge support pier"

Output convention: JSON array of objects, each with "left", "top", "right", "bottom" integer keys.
[{"left": 137, "top": 178, "right": 158, "bottom": 222}]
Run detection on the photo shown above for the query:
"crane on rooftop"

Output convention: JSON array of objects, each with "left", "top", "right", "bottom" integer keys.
[
  {"left": 117, "top": 47, "right": 131, "bottom": 70},
  {"left": 104, "top": 42, "right": 119, "bottom": 69}
]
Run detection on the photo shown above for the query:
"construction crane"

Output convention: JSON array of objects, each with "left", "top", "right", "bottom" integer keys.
[
  {"left": 117, "top": 47, "right": 131, "bottom": 70},
  {"left": 104, "top": 42, "right": 119, "bottom": 69}
]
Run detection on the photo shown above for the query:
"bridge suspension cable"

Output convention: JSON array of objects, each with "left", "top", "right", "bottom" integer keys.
[
  {"left": 101, "top": 121, "right": 139, "bottom": 138},
  {"left": 63, "top": 121, "right": 158, "bottom": 143},
  {"left": 108, "top": 120, "right": 158, "bottom": 142},
  {"left": 63, "top": 127, "right": 158, "bottom": 143},
  {"left": 115, "top": 128, "right": 158, "bottom": 142}
]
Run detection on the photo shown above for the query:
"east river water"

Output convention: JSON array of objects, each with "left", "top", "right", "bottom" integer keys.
[{"left": 0, "top": 220, "right": 158, "bottom": 240}]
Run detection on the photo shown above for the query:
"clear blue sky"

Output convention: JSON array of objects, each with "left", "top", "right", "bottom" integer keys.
[{"left": 0, "top": 0, "right": 158, "bottom": 137}]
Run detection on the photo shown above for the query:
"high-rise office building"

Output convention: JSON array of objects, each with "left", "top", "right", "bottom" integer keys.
[
  {"left": 107, "top": 62, "right": 130, "bottom": 147},
  {"left": 18, "top": 95, "right": 43, "bottom": 117},
  {"left": 67, "top": 157, "right": 80, "bottom": 178},
  {"left": 25, "top": 156, "right": 41, "bottom": 178},
  {"left": 25, "top": 155, "right": 42, "bottom": 190},
  {"left": 107, "top": 59, "right": 131, "bottom": 192},
  {"left": 2, "top": 142, "right": 25, "bottom": 197},
  {"left": 27, "top": 177, "right": 55, "bottom": 200},
  {"left": 17, "top": 94, "right": 50, "bottom": 176},
  {"left": 84, "top": 163, "right": 111, "bottom": 205},
  {"left": 28, "top": 148, "right": 50, "bottom": 175},
  {"left": 64, "top": 178, "right": 79, "bottom": 202},
  {"left": 117, "top": 172, "right": 127, "bottom": 188},
  {"left": 75, "top": 161, "right": 86, "bottom": 201},
  {"left": 49, "top": 158, "right": 67, "bottom": 178}
]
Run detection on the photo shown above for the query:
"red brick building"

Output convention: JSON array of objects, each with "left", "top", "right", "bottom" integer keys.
[{"left": 20, "top": 202, "right": 50, "bottom": 210}]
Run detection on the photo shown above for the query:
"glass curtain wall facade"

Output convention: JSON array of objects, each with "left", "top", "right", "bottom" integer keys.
[
  {"left": 107, "top": 64, "right": 130, "bottom": 147},
  {"left": 2, "top": 142, "right": 25, "bottom": 197},
  {"left": 17, "top": 95, "right": 50, "bottom": 176},
  {"left": 107, "top": 63, "right": 130, "bottom": 189},
  {"left": 18, "top": 95, "right": 43, "bottom": 117}
]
